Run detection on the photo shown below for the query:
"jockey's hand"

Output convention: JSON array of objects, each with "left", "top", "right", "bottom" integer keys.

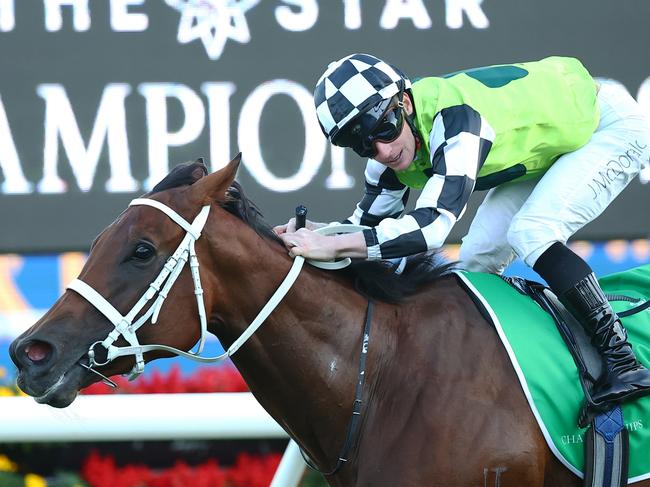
[
  {"left": 273, "top": 218, "right": 326, "bottom": 235},
  {"left": 279, "top": 229, "right": 368, "bottom": 260},
  {"left": 279, "top": 229, "right": 337, "bottom": 260}
]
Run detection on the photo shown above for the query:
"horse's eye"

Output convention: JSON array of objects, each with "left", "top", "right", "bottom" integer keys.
[{"left": 132, "top": 243, "right": 155, "bottom": 261}]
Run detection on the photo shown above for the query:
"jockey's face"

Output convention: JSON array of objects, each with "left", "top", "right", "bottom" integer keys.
[{"left": 373, "top": 93, "right": 416, "bottom": 172}]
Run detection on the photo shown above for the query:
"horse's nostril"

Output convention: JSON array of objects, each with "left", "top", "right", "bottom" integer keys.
[{"left": 25, "top": 341, "right": 52, "bottom": 363}]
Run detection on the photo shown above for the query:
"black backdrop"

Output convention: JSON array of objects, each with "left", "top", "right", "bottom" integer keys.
[{"left": 0, "top": 0, "right": 648, "bottom": 252}]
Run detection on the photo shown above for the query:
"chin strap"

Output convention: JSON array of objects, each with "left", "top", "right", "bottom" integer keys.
[{"left": 403, "top": 108, "right": 422, "bottom": 152}]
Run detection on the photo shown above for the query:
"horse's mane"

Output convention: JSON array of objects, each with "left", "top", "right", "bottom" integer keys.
[
  {"left": 151, "top": 160, "right": 457, "bottom": 304},
  {"left": 221, "top": 181, "right": 457, "bottom": 305}
]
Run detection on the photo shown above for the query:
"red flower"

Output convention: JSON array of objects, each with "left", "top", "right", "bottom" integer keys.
[
  {"left": 80, "top": 365, "right": 249, "bottom": 395},
  {"left": 81, "top": 450, "right": 154, "bottom": 487},
  {"left": 80, "top": 451, "right": 280, "bottom": 487},
  {"left": 227, "top": 453, "right": 282, "bottom": 487}
]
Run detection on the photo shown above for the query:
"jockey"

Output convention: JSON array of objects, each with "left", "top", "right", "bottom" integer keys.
[{"left": 274, "top": 53, "right": 650, "bottom": 411}]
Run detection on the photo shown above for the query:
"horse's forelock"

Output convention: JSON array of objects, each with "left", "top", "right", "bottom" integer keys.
[{"left": 149, "top": 159, "right": 208, "bottom": 195}]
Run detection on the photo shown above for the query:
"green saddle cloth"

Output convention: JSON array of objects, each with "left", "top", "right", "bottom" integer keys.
[{"left": 457, "top": 265, "right": 650, "bottom": 483}]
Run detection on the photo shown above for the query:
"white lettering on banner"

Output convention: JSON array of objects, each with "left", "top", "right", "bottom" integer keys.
[
  {"left": 341, "top": 0, "right": 362, "bottom": 29},
  {"left": 0, "top": 95, "right": 31, "bottom": 194},
  {"left": 380, "top": 0, "right": 432, "bottom": 30},
  {"left": 0, "top": 0, "right": 14, "bottom": 32},
  {"left": 201, "top": 82, "right": 237, "bottom": 172},
  {"left": 4, "top": 0, "right": 492, "bottom": 37},
  {"left": 445, "top": 0, "right": 489, "bottom": 29},
  {"left": 3, "top": 76, "right": 649, "bottom": 196},
  {"left": 44, "top": 0, "right": 91, "bottom": 32},
  {"left": 238, "top": 79, "right": 327, "bottom": 192},
  {"left": 275, "top": 0, "right": 318, "bottom": 32},
  {"left": 327, "top": 144, "right": 355, "bottom": 189},
  {"left": 37, "top": 83, "right": 137, "bottom": 193},
  {"left": 110, "top": 0, "right": 148, "bottom": 32},
  {"left": 138, "top": 83, "right": 206, "bottom": 190}
]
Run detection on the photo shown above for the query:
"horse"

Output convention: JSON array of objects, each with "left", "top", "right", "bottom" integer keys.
[{"left": 10, "top": 154, "right": 614, "bottom": 487}]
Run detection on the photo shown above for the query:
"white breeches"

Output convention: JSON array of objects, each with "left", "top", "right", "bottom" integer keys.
[{"left": 460, "top": 80, "right": 650, "bottom": 274}]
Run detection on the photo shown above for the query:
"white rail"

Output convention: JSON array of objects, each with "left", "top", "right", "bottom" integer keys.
[{"left": 0, "top": 393, "right": 307, "bottom": 486}]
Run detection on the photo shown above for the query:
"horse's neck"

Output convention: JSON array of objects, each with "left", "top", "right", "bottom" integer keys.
[{"left": 203, "top": 226, "right": 366, "bottom": 467}]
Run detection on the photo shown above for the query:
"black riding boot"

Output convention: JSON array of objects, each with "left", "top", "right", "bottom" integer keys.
[{"left": 560, "top": 273, "right": 650, "bottom": 408}]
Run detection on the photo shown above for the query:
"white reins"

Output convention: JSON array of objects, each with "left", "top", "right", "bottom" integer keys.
[{"left": 67, "top": 197, "right": 366, "bottom": 381}]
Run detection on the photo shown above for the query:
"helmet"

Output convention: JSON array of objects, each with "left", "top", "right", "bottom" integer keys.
[{"left": 313, "top": 53, "right": 411, "bottom": 144}]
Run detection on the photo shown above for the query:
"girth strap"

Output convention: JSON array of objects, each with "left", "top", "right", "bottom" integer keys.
[
  {"left": 585, "top": 406, "right": 629, "bottom": 487},
  {"left": 300, "top": 300, "right": 374, "bottom": 476}
]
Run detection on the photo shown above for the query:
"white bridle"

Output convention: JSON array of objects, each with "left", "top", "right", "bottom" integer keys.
[
  {"left": 67, "top": 196, "right": 366, "bottom": 382},
  {"left": 67, "top": 198, "right": 213, "bottom": 380}
]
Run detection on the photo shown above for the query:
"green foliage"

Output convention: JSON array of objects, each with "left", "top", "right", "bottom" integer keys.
[
  {"left": 0, "top": 471, "right": 25, "bottom": 487},
  {"left": 49, "top": 472, "right": 89, "bottom": 487},
  {"left": 301, "top": 470, "right": 329, "bottom": 487}
]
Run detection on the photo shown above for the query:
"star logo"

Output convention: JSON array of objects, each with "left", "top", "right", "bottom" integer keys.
[{"left": 165, "top": 0, "right": 260, "bottom": 60}]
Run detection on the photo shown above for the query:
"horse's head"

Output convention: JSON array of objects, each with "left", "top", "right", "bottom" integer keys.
[{"left": 10, "top": 154, "right": 241, "bottom": 408}]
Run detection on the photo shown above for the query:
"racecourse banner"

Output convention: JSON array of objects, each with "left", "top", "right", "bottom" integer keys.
[{"left": 0, "top": 0, "right": 648, "bottom": 252}]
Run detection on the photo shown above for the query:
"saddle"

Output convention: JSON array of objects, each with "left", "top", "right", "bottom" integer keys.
[
  {"left": 503, "top": 276, "right": 632, "bottom": 487},
  {"left": 455, "top": 266, "right": 650, "bottom": 487}
]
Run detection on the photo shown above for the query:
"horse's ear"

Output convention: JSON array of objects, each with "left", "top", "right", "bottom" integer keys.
[{"left": 191, "top": 153, "right": 241, "bottom": 204}]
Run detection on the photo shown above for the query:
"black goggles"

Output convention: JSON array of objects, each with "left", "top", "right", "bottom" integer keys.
[{"left": 332, "top": 96, "right": 405, "bottom": 159}]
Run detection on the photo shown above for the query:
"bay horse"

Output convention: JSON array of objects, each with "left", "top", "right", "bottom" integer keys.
[{"left": 11, "top": 155, "right": 614, "bottom": 486}]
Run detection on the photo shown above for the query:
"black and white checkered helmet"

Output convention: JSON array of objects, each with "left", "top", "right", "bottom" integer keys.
[{"left": 314, "top": 53, "right": 411, "bottom": 142}]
